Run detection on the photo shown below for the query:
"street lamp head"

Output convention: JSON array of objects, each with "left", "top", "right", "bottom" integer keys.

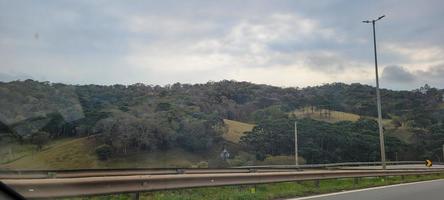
[
  {"left": 363, "top": 15, "right": 386, "bottom": 23},
  {"left": 377, "top": 15, "right": 386, "bottom": 20}
]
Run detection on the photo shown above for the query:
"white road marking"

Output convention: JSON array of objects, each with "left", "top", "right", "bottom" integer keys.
[{"left": 287, "top": 179, "right": 444, "bottom": 200}]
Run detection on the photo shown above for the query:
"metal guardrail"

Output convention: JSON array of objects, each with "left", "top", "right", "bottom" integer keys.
[
  {"left": 2, "top": 169, "right": 444, "bottom": 199},
  {"left": 0, "top": 168, "right": 304, "bottom": 179},
  {"left": 236, "top": 161, "right": 430, "bottom": 169},
  {"left": 0, "top": 161, "right": 437, "bottom": 179}
]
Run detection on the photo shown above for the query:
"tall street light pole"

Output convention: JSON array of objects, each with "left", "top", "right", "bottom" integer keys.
[
  {"left": 363, "top": 15, "right": 386, "bottom": 170},
  {"left": 294, "top": 121, "right": 298, "bottom": 166}
]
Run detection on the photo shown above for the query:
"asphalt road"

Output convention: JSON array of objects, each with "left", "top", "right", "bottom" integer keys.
[{"left": 289, "top": 179, "right": 444, "bottom": 200}]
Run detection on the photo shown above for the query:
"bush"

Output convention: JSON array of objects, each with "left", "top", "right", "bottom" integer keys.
[
  {"left": 174, "top": 160, "right": 193, "bottom": 168},
  {"left": 95, "top": 144, "right": 112, "bottom": 161},
  {"left": 196, "top": 161, "right": 209, "bottom": 168},
  {"left": 228, "top": 152, "right": 255, "bottom": 166},
  {"left": 260, "top": 155, "right": 306, "bottom": 165},
  {"left": 31, "top": 131, "right": 50, "bottom": 150}
]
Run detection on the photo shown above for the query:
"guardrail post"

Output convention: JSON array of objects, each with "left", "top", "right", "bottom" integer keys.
[
  {"left": 314, "top": 180, "right": 320, "bottom": 188},
  {"left": 131, "top": 192, "right": 140, "bottom": 200},
  {"left": 353, "top": 177, "right": 359, "bottom": 188},
  {"left": 251, "top": 185, "right": 256, "bottom": 194}
]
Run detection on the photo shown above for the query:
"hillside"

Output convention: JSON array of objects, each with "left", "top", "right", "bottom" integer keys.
[
  {"left": 1, "top": 137, "right": 98, "bottom": 169},
  {"left": 223, "top": 119, "right": 255, "bottom": 143},
  {"left": 1, "top": 136, "right": 227, "bottom": 169},
  {"left": 292, "top": 106, "right": 361, "bottom": 123},
  {"left": 0, "top": 80, "right": 443, "bottom": 166}
]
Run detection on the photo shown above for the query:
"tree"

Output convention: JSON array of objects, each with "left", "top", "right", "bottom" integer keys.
[
  {"left": 31, "top": 131, "right": 50, "bottom": 150},
  {"left": 95, "top": 144, "right": 112, "bottom": 160}
]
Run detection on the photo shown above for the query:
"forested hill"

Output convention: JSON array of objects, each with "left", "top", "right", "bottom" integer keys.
[
  {"left": 2, "top": 79, "right": 442, "bottom": 124},
  {"left": 1, "top": 79, "right": 444, "bottom": 165}
]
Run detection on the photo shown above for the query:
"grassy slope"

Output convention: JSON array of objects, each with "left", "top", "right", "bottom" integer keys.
[
  {"left": 1, "top": 117, "right": 252, "bottom": 169},
  {"left": 292, "top": 107, "right": 361, "bottom": 123},
  {"left": 386, "top": 127, "right": 415, "bottom": 144},
  {"left": 222, "top": 119, "right": 255, "bottom": 143},
  {"left": 1, "top": 137, "right": 98, "bottom": 170},
  {"left": 1, "top": 137, "right": 228, "bottom": 169}
]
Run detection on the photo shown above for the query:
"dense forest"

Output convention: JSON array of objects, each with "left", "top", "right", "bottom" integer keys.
[{"left": 1, "top": 79, "right": 443, "bottom": 165}]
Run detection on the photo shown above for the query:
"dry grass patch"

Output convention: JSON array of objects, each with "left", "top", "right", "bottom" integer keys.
[
  {"left": 292, "top": 107, "right": 361, "bottom": 123},
  {"left": 223, "top": 119, "right": 255, "bottom": 143}
]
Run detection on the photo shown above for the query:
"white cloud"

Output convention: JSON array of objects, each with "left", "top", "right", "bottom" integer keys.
[
  {"left": 382, "top": 43, "right": 444, "bottom": 70},
  {"left": 123, "top": 13, "right": 356, "bottom": 83},
  {"left": 126, "top": 15, "right": 218, "bottom": 36}
]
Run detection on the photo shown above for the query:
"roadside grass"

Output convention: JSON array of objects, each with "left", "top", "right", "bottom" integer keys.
[
  {"left": 66, "top": 173, "right": 444, "bottom": 200},
  {"left": 222, "top": 119, "right": 255, "bottom": 143}
]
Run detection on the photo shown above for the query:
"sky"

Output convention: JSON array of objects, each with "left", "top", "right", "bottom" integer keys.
[{"left": 1, "top": 0, "right": 443, "bottom": 90}]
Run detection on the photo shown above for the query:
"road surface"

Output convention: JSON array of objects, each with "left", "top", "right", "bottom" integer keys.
[{"left": 289, "top": 179, "right": 444, "bottom": 200}]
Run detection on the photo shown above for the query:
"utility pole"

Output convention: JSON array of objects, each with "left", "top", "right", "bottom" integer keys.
[
  {"left": 363, "top": 15, "right": 386, "bottom": 170},
  {"left": 442, "top": 144, "right": 444, "bottom": 162},
  {"left": 295, "top": 121, "right": 298, "bottom": 166}
]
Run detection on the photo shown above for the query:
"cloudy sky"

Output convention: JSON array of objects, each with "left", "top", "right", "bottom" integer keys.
[{"left": 1, "top": 0, "right": 443, "bottom": 90}]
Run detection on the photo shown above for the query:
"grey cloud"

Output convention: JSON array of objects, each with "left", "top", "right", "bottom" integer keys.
[
  {"left": 381, "top": 65, "right": 444, "bottom": 90},
  {"left": 417, "top": 65, "right": 444, "bottom": 79},
  {"left": 0, "top": 72, "right": 33, "bottom": 82},
  {"left": 0, "top": 1, "right": 444, "bottom": 89},
  {"left": 304, "top": 53, "right": 347, "bottom": 73},
  {"left": 381, "top": 65, "right": 416, "bottom": 83}
]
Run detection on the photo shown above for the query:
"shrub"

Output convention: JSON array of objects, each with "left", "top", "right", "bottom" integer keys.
[
  {"left": 196, "top": 161, "right": 209, "bottom": 168},
  {"left": 31, "top": 131, "right": 50, "bottom": 150},
  {"left": 95, "top": 144, "right": 112, "bottom": 161}
]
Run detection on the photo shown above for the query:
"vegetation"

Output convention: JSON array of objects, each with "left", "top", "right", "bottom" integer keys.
[
  {"left": 0, "top": 80, "right": 444, "bottom": 168},
  {"left": 2, "top": 137, "right": 98, "bottom": 169},
  {"left": 95, "top": 144, "right": 112, "bottom": 161},
  {"left": 30, "top": 131, "right": 50, "bottom": 150},
  {"left": 292, "top": 106, "right": 361, "bottom": 123},
  {"left": 241, "top": 109, "right": 406, "bottom": 163},
  {"left": 222, "top": 119, "right": 254, "bottom": 143}
]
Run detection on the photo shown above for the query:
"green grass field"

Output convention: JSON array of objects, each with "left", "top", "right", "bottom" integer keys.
[{"left": 222, "top": 119, "right": 255, "bottom": 143}]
